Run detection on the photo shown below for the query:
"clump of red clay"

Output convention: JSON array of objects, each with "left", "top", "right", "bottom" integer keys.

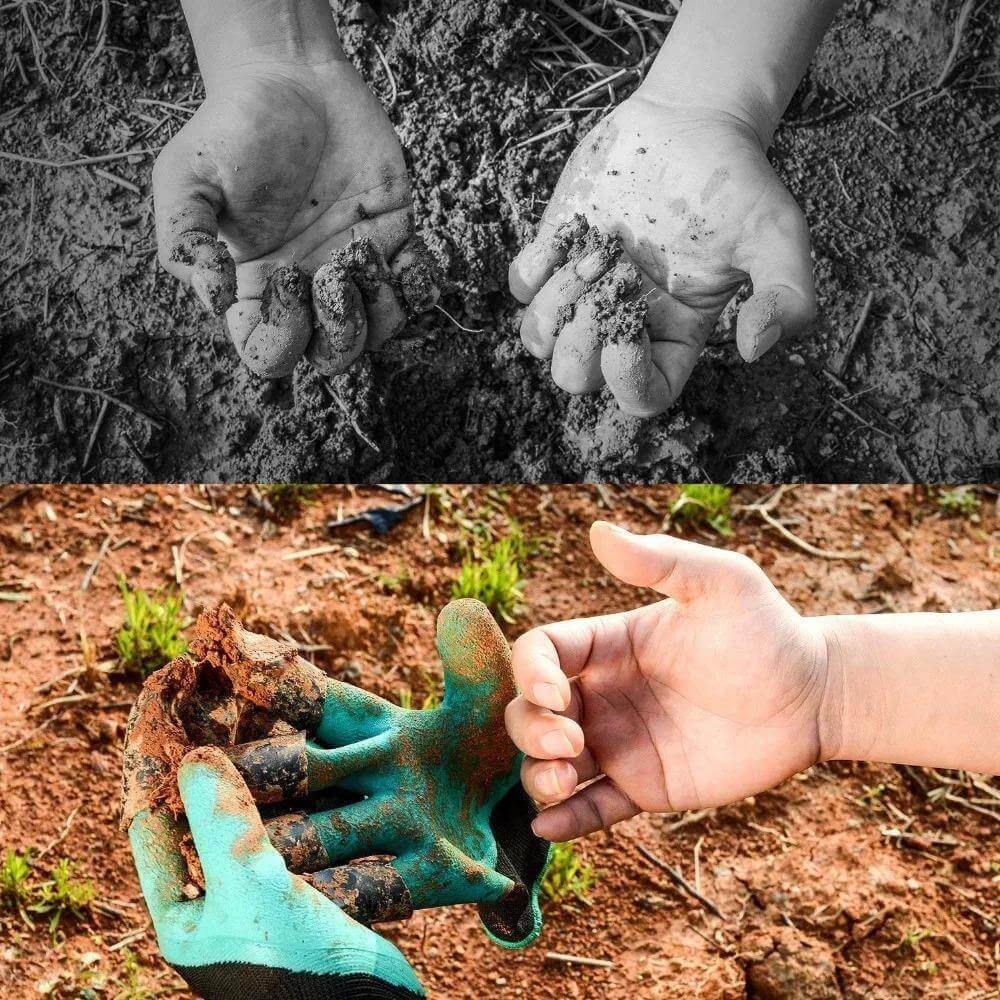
[{"left": 119, "top": 604, "right": 322, "bottom": 829}]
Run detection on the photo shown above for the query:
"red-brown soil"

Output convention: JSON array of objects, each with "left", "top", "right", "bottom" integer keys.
[
  {"left": 1, "top": 1, "right": 998, "bottom": 482},
  {"left": 1, "top": 484, "right": 998, "bottom": 998}
]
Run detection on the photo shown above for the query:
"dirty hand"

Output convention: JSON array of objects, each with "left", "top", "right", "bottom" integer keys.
[
  {"left": 128, "top": 746, "right": 424, "bottom": 999},
  {"left": 509, "top": 94, "right": 815, "bottom": 416},
  {"left": 154, "top": 36, "right": 438, "bottom": 378},
  {"left": 506, "top": 522, "right": 830, "bottom": 841}
]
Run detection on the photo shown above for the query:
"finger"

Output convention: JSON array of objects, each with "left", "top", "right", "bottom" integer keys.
[
  {"left": 307, "top": 257, "right": 368, "bottom": 375},
  {"left": 177, "top": 746, "right": 277, "bottom": 886},
  {"left": 734, "top": 208, "right": 816, "bottom": 362},
  {"left": 532, "top": 777, "right": 639, "bottom": 841},
  {"left": 436, "top": 598, "right": 515, "bottom": 705},
  {"left": 309, "top": 861, "right": 414, "bottom": 924},
  {"left": 512, "top": 616, "right": 625, "bottom": 705},
  {"left": 504, "top": 696, "right": 585, "bottom": 760},
  {"left": 508, "top": 213, "right": 588, "bottom": 304},
  {"left": 552, "top": 257, "right": 642, "bottom": 395},
  {"left": 126, "top": 809, "right": 189, "bottom": 926},
  {"left": 520, "top": 228, "right": 621, "bottom": 360},
  {"left": 225, "top": 262, "right": 312, "bottom": 378},
  {"left": 389, "top": 233, "right": 443, "bottom": 314},
  {"left": 520, "top": 746, "right": 599, "bottom": 805},
  {"left": 152, "top": 145, "right": 235, "bottom": 315},
  {"left": 345, "top": 239, "right": 407, "bottom": 349},
  {"left": 265, "top": 798, "right": 396, "bottom": 873},
  {"left": 589, "top": 521, "right": 745, "bottom": 602}
]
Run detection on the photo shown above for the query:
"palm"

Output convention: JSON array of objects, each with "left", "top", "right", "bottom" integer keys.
[
  {"left": 178, "top": 61, "right": 413, "bottom": 274},
  {"left": 572, "top": 594, "right": 826, "bottom": 813}
]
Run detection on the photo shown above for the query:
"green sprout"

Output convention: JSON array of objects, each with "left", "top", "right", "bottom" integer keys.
[
  {"left": 669, "top": 484, "right": 733, "bottom": 536},
  {"left": 398, "top": 670, "right": 442, "bottom": 711},
  {"left": 257, "top": 484, "right": 320, "bottom": 519},
  {"left": 29, "top": 858, "right": 95, "bottom": 933},
  {"left": 452, "top": 532, "right": 527, "bottom": 624},
  {"left": 934, "top": 486, "right": 980, "bottom": 519},
  {"left": 0, "top": 848, "right": 33, "bottom": 916},
  {"left": 116, "top": 577, "right": 188, "bottom": 677},
  {"left": 541, "top": 842, "right": 597, "bottom": 904}
]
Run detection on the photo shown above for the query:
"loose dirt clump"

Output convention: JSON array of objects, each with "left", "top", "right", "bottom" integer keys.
[{"left": 119, "top": 604, "right": 322, "bottom": 828}]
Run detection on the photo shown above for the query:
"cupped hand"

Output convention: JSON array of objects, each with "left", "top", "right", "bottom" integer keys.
[
  {"left": 509, "top": 94, "right": 816, "bottom": 416},
  {"left": 505, "top": 522, "right": 830, "bottom": 841},
  {"left": 153, "top": 58, "right": 438, "bottom": 378}
]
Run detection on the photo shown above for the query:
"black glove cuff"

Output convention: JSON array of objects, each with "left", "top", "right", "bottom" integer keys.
[{"left": 174, "top": 963, "right": 422, "bottom": 1000}]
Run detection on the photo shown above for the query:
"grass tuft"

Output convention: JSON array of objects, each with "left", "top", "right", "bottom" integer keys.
[
  {"left": 257, "top": 483, "right": 319, "bottom": 519},
  {"left": 1, "top": 848, "right": 33, "bottom": 913},
  {"left": 934, "top": 486, "right": 980, "bottom": 519},
  {"left": 541, "top": 841, "right": 597, "bottom": 904},
  {"left": 669, "top": 484, "right": 733, "bottom": 536},
  {"left": 116, "top": 577, "right": 188, "bottom": 677},
  {"left": 452, "top": 528, "right": 528, "bottom": 623},
  {"left": 30, "top": 858, "right": 94, "bottom": 933}
]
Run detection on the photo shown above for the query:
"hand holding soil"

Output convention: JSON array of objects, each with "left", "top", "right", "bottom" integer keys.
[
  {"left": 154, "top": 58, "right": 440, "bottom": 378},
  {"left": 510, "top": 95, "right": 816, "bottom": 416}
]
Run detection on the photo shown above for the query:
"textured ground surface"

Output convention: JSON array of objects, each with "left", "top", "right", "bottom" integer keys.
[
  {"left": 1, "top": 0, "right": 998, "bottom": 482},
  {"left": 1, "top": 483, "right": 998, "bottom": 998}
]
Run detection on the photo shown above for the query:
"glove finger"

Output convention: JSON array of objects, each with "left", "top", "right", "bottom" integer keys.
[
  {"left": 508, "top": 213, "right": 588, "bottom": 304},
  {"left": 436, "top": 598, "right": 515, "bottom": 707},
  {"left": 309, "top": 861, "right": 414, "bottom": 924},
  {"left": 266, "top": 797, "right": 398, "bottom": 873},
  {"left": 177, "top": 746, "right": 279, "bottom": 886},
  {"left": 127, "top": 808, "right": 190, "bottom": 927},
  {"left": 520, "top": 227, "right": 622, "bottom": 359}
]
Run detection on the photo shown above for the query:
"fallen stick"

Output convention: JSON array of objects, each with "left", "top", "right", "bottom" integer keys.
[
  {"left": 82, "top": 397, "right": 110, "bottom": 470},
  {"left": 0, "top": 147, "right": 157, "bottom": 169},
  {"left": 831, "top": 289, "right": 875, "bottom": 377},
  {"left": 33, "top": 375, "right": 164, "bottom": 430},
  {"left": 544, "top": 952, "right": 614, "bottom": 969},
  {"left": 635, "top": 844, "right": 726, "bottom": 920},
  {"left": 81, "top": 534, "right": 113, "bottom": 591},
  {"left": 934, "top": 0, "right": 976, "bottom": 89}
]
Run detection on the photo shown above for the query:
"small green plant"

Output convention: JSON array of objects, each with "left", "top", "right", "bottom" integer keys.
[
  {"left": 116, "top": 577, "right": 187, "bottom": 677},
  {"left": 900, "top": 927, "right": 933, "bottom": 956},
  {"left": 258, "top": 483, "right": 319, "bottom": 519},
  {"left": 113, "top": 949, "right": 156, "bottom": 1000},
  {"left": 377, "top": 563, "right": 411, "bottom": 595},
  {"left": 669, "top": 484, "right": 733, "bottom": 536},
  {"left": 30, "top": 858, "right": 95, "bottom": 933},
  {"left": 398, "top": 670, "right": 442, "bottom": 711},
  {"left": 541, "top": 842, "right": 597, "bottom": 904},
  {"left": 1, "top": 848, "right": 33, "bottom": 916},
  {"left": 934, "top": 486, "right": 980, "bottom": 519},
  {"left": 452, "top": 532, "right": 526, "bottom": 623},
  {"left": 856, "top": 782, "right": 887, "bottom": 807}
]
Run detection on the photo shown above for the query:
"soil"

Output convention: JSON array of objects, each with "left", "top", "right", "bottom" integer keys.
[
  {"left": 1, "top": 1, "right": 998, "bottom": 482},
  {"left": 2, "top": 483, "right": 998, "bottom": 998}
]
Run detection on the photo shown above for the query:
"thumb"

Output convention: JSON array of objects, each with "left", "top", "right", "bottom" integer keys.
[
  {"left": 734, "top": 205, "right": 816, "bottom": 363},
  {"left": 177, "top": 746, "right": 279, "bottom": 888},
  {"left": 152, "top": 139, "right": 236, "bottom": 316},
  {"left": 589, "top": 521, "right": 746, "bottom": 602}
]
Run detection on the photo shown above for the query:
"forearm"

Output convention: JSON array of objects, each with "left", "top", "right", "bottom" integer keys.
[
  {"left": 180, "top": 0, "right": 345, "bottom": 89},
  {"left": 639, "top": 0, "right": 844, "bottom": 146},
  {"left": 817, "top": 610, "right": 1000, "bottom": 774}
]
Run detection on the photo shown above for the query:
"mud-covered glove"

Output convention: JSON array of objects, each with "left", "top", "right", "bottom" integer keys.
[
  {"left": 122, "top": 599, "right": 550, "bottom": 950},
  {"left": 128, "top": 746, "right": 423, "bottom": 1000}
]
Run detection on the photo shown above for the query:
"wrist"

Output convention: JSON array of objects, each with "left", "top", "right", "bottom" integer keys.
[
  {"left": 181, "top": 0, "right": 345, "bottom": 92},
  {"left": 812, "top": 615, "right": 883, "bottom": 764}
]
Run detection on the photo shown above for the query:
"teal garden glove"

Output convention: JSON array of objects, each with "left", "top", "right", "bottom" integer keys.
[
  {"left": 128, "top": 745, "right": 424, "bottom": 999},
  {"left": 122, "top": 598, "right": 550, "bottom": 981}
]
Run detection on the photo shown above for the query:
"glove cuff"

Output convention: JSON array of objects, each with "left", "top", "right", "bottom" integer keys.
[{"left": 174, "top": 964, "right": 423, "bottom": 1000}]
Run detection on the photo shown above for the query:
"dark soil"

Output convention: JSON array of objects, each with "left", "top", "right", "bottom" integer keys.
[
  {"left": 1, "top": 1, "right": 998, "bottom": 482},
  {"left": 1, "top": 484, "right": 998, "bottom": 998}
]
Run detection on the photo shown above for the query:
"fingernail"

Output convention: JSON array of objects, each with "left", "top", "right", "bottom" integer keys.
[
  {"left": 749, "top": 323, "right": 782, "bottom": 362},
  {"left": 538, "top": 766, "right": 564, "bottom": 799},
  {"left": 541, "top": 729, "right": 575, "bottom": 757},
  {"left": 533, "top": 682, "right": 565, "bottom": 711},
  {"left": 594, "top": 520, "right": 629, "bottom": 535}
]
